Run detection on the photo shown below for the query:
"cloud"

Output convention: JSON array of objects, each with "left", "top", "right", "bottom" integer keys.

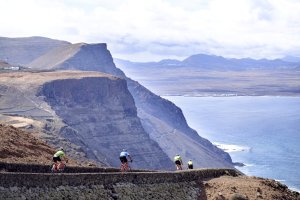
[{"left": 0, "top": 0, "right": 300, "bottom": 61}]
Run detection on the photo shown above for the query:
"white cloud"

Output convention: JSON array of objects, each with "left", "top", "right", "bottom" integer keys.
[{"left": 0, "top": 0, "right": 299, "bottom": 61}]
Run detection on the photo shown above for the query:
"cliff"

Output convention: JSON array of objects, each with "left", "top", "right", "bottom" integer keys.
[
  {"left": 0, "top": 36, "right": 233, "bottom": 168},
  {"left": 127, "top": 79, "right": 232, "bottom": 168},
  {"left": 0, "top": 71, "right": 173, "bottom": 169}
]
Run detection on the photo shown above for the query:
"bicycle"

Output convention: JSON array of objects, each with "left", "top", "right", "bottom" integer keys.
[
  {"left": 120, "top": 160, "right": 132, "bottom": 172},
  {"left": 51, "top": 161, "right": 67, "bottom": 173},
  {"left": 175, "top": 161, "right": 183, "bottom": 170}
]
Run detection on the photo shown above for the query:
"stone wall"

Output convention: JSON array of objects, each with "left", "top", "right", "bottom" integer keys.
[
  {"left": 0, "top": 167, "right": 241, "bottom": 200},
  {"left": 0, "top": 162, "right": 148, "bottom": 173}
]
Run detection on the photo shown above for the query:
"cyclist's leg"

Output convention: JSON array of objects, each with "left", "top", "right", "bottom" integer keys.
[
  {"left": 120, "top": 163, "right": 125, "bottom": 171},
  {"left": 52, "top": 157, "right": 59, "bottom": 172},
  {"left": 175, "top": 160, "right": 181, "bottom": 170},
  {"left": 124, "top": 162, "right": 129, "bottom": 171},
  {"left": 120, "top": 156, "right": 128, "bottom": 172}
]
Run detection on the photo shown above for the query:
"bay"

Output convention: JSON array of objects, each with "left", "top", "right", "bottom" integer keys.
[{"left": 163, "top": 96, "right": 300, "bottom": 192}]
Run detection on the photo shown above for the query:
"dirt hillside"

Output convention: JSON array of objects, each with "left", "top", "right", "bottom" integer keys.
[
  {"left": 0, "top": 124, "right": 78, "bottom": 165},
  {"left": 202, "top": 175, "right": 300, "bottom": 200}
]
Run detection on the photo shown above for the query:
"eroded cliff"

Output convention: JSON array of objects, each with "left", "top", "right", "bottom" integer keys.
[
  {"left": 39, "top": 76, "right": 173, "bottom": 169},
  {"left": 0, "top": 71, "right": 173, "bottom": 169}
]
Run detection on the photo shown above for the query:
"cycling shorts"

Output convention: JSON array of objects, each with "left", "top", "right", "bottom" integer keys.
[
  {"left": 120, "top": 156, "right": 127, "bottom": 163},
  {"left": 175, "top": 160, "right": 181, "bottom": 165},
  {"left": 53, "top": 156, "right": 61, "bottom": 162}
]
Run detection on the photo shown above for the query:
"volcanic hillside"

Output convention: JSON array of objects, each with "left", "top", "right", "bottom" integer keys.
[{"left": 0, "top": 123, "right": 79, "bottom": 165}]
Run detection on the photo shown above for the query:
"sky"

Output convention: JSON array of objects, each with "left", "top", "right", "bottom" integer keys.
[{"left": 0, "top": 0, "right": 300, "bottom": 61}]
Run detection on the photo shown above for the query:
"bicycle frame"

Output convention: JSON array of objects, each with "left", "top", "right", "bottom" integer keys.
[
  {"left": 176, "top": 164, "right": 183, "bottom": 170},
  {"left": 120, "top": 162, "right": 131, "bottom": 172},
  {"left": 51, "top": 161, "right": 66, "bottom": 173}
]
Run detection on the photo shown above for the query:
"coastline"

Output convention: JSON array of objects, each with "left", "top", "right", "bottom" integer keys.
[{"left": 162, "top": 95, "right": 300, "bottom": 193}]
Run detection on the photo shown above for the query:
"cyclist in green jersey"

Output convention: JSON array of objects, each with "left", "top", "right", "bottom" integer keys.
[{"left": 53, "top": 147, "right": 68, "bottom": 164}]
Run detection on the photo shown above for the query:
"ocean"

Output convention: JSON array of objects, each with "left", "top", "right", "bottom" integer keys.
[{"left": 163, "top": 96, "right": 300, "bottom": 192}]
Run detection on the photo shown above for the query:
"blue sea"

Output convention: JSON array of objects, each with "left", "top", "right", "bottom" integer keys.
[{"left": 163, "top": 96, "right": 300, "bottom": 192}]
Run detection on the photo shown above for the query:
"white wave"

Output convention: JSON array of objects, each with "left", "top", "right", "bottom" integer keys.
[
  {"left": 290, "top": 187, "right": 300, "bottom": 193},
  {"left": 275, "top": 179, "right": 286, "bottom": 182},
  {"left": 213, "top": 142, "right": 251, "bottom": 153}
]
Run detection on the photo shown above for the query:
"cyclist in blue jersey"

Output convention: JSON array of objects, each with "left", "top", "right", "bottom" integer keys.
[{"left": 119, "top": 149, "right": 132, "bottom": 164}]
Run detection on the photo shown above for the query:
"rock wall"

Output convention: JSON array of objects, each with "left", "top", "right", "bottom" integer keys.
[
  {"left": 0, "top": 162, "right": 148, "bottom": 173},
  {"left": 0, "top": 168, "right": 240, "bottom": 200}
]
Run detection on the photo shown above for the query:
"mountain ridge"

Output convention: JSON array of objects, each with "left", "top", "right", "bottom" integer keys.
[{"left": 115, "top": 53, "right": 298, "bottom": 70}]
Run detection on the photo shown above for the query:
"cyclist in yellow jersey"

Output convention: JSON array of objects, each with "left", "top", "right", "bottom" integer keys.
[
  {"left": 174, "top": 154, "right": 183, "bottom": 170},
  {"left": 187, "top": 159, "right": 193, "bottom": 169}
]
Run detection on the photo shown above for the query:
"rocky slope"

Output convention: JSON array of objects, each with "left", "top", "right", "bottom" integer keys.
[
  {"left": 202, "top": 176, "right": 300, "bottom": 200},
  {"left": 0, "top": 37, "right": 233, "bottom": 168},
  {"left": 0, "top": 123, "right": 82, "bottom": 165},
  {"left": 0, "top": 71, "right": 173, "bottom": 169}
]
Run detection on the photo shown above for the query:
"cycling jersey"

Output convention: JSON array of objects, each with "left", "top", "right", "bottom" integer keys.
[
  {"left": 54, "top": 150, "right": 65, "bottom": 158},
  {"left": 188, "top": 161, "right": 193, "bottom": 166},
  {"left": 120, "top": 151, "right": 129, "bottom": 157},
  {"left": 174, "top": 155, "right": 182, "bottom": 162}
]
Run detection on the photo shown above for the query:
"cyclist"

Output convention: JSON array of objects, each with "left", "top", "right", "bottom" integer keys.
[
  {"left": 53, "top": 147, "right": 68, "bottom": 168},
  {"left": 187, "top": 159, "right": 193, "bottom": 169},
  {"left": 174, "top": 154, "right": 183, "bottom": 170},
  {"left": 119, "top": 149, "right": 132, "bottom": 171}
]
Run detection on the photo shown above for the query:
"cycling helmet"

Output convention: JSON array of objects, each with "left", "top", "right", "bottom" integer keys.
[
  {"left": 123, "top": 149, "right": 127, "bottom": 152},
  {"left": 59, "top": 147, "right": 64, "bottom": 151}
]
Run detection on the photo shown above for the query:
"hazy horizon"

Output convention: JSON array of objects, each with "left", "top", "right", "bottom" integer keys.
[{"left": 1, "top": 0, "right": 300, "bottom": 62}]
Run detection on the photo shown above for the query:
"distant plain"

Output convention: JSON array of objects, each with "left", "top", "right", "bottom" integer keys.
[{"left": 120, "top": 68, "right": 300, "bottom": 96}]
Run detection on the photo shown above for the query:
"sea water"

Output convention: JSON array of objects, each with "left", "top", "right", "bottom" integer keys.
[{"left": 163, "top": 96, "right": 300, "bottom": 192}]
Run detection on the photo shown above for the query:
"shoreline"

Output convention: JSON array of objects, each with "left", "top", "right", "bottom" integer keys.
[
  {"left": 162, "top": 94, "right": 300, "bottom": 97},
  {"left": 163, "top": 94, "right": 300, "bottom": 193}
]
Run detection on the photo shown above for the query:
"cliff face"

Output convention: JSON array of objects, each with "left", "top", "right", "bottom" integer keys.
[
  {"left": 39, "top": 76, "right": 173, "bottom": 169},
  {"left": 0, "top": 71, "right": 173, "bottom": 170},
  {"left": 127, "top": 79, "right": 232, "bottom": 167}
]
